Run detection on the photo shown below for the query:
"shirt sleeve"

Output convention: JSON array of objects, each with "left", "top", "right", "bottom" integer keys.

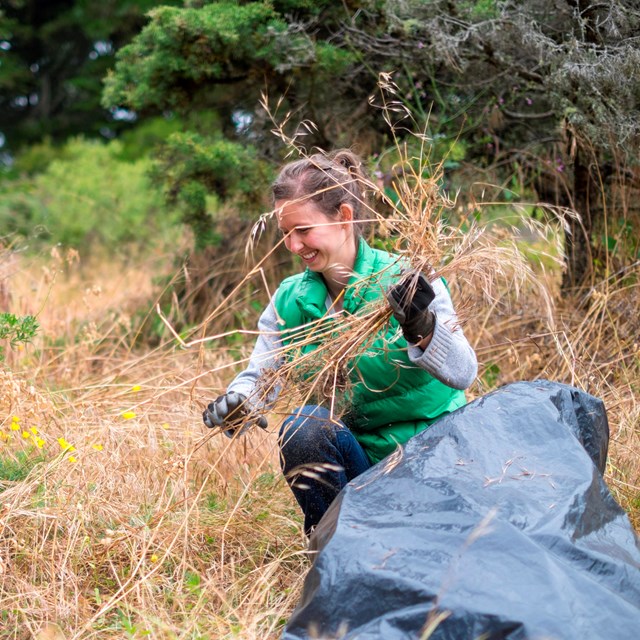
[
  {"left": 226, "top": 292, "right": 284, "bottom": 408},
  {"left": 405, "top": 277, "right": 478, "bottom": 390}
]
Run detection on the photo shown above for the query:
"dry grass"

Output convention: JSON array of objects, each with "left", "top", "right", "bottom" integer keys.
[
  {"left": 1, "top": 248, "right": 308, "bottom": 639},
  {"left": 1, "top": 112, "right": 638, "bottom": 637},
  {"left": 1, "top": 215, "right": 639, "bottom": 639}
]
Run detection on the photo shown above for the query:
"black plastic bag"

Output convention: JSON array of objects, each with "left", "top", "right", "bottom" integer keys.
[{"left": 283, "top": 381, "right": 640, "bottom": 639}]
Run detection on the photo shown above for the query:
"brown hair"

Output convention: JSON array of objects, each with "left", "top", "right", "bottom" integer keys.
[{"left": 271, "top": 149, "right": 370, "bottom": 237}]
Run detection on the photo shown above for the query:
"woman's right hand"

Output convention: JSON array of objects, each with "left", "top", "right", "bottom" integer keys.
[{"left": 202, "top": 392, "right": 268, "bottom": 436}]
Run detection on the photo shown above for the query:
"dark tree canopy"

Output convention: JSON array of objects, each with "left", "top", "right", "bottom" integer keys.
[
  {"left": 0, "top": 0, "right": 180, "bottom": 152},
  {"left": 346, "top": 1, "right": 640, "bottom": 288}
]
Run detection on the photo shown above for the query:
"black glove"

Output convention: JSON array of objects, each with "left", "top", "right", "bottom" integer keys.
[
  {"left": 386, "top": 271, "right": 436, "bottom": 344},
  {"left": 202, "top": 392, "right": 267, "bottom": 436}
]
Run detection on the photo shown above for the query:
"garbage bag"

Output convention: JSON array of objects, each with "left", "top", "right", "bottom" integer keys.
[{"left": 283, "top": 381, "right": 640, "bottom": 640}]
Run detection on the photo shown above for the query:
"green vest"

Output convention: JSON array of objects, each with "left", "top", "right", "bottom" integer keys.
[{"left": 274, "top": 238, "right": 466, "bottom": 464}]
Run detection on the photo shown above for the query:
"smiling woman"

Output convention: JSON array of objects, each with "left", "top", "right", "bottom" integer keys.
[{"left": 202, "top": 150, "right": 478, "bottom": 535}]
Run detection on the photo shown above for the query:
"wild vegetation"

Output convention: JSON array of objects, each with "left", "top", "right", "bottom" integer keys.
[
  {"left": 1, "top": 131, "right": 638, "bottom": 636},
  {"left": 1, "top": 1, "right": 639, "bottom": 638}
]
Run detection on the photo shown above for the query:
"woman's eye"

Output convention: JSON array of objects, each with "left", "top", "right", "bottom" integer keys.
[{"left": 297, "top": 227, "right": 310, "bottom": 235}]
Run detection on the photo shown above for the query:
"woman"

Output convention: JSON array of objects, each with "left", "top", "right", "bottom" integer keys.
[{"left": 203, "top": 150, "right": 477, "bottom": 534}]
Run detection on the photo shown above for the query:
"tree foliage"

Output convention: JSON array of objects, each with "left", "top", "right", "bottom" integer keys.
[
  {"left": 349, "top": 1, "right": 640, "bottom": 287},
  {"left": 102, "top": 2, "right": 282, "bottom": 113},
  {"left": 0, "top": 137, "right": 173, "bottom": 251},
  {"left": 102, "top": 0, "right": 362, "bottom": 252},
  {"left": 151, "top": 132, "right": 270, "bottom": 251},
  {"left": 102, "top": 1, "right": 640, "bottom": 269},
  {"left": 4, "top": 1, "right": 639, "bottom": 287},
  {"left": 354, "top": 0, "right": 640, "bottom": 168},
  {"left": 0, "top": 0, "right": 179, "bottom": 152},
  {"left": 102, "top": 0, "right": 358, "bottom": 136}
]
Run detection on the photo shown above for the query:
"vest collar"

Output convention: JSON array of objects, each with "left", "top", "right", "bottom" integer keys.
[
  {"left": 294, "top": 238, "right": 379, "bottom": 319},
  {"left": 344, "top": 238, "right": 379, "bottom": 313},
  {"left": 294, "top": 269, "right": 329, "bottom": 321}
]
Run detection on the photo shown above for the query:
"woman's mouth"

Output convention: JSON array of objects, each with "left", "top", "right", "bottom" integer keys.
[{"left": 300, "top": 250, "right": 318, "bottom": 263}]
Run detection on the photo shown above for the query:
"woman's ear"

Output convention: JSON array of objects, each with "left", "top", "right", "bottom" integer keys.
[{"left": 339, "top": 203, "right": 354, "bottom": 223}]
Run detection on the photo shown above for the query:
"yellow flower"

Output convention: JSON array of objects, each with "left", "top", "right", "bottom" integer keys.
[
  {"left": 91, "top": 444, "right": 103, "bottom": 451},
  {"left": 121, "top": 411, "right": 136, "bottom": 420},
  {"left": 161, "top": 423, "right": 169, "bottom": 430},
  {"left": 0, "top": 432, "right": 11, "bottom": 442},
  {"left": 35, "top": 437, "right": 45, "bottom": 449},
  {"left": 30, "top": 426, "right": 39, "bottom": 435},
  {"left": 22, "top": 431, "right": 31, "bottom": 439},
  {"left": 130, "top": 385, "right": 141, "bottom": 393},
  {"left": 57, "top": 437, "right": 76, "bottom": 452},
  {"left": 12, "top": 416, "right": 20, "bottom": 423},
  {"left": 10, "top": 423, "right": 20, "bottom": 431},
  {"left": 68, "top": 456, "right": 77, "bottom": 463},
  {"left": 150, "top": 554, "right": 159, "bottom": 563}
]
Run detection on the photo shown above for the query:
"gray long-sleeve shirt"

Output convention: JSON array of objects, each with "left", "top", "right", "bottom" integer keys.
[{"left": 227, "top": 277, "right": 477, "bottom": 408}]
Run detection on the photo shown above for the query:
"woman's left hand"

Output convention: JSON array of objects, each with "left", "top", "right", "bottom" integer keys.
[{"left": 386, "top": 271, "right": 436, "bottom": 344}]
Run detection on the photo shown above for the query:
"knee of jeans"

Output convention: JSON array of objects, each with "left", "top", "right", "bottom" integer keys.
[{"left": 278, "top": 405, "right": 333, "bottom": 448}]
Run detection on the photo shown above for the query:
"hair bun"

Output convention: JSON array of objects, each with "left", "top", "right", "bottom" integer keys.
[{"left": 332, "top": 150, "right": 359, "bottom": 173}]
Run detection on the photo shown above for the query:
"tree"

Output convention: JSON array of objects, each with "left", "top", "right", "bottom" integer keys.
[
  {"left": 102, "top": 0, "right": 640, "bottom": 288},
  {"left": 102, "top": 0, "right": 362, "bottom": 145},
  {"left": 345, "top": 0, "right": 640, "bottom": 289},
  {"left": 102, "top": 1, "right": 362, "bottom": 250},
  {"left": 0, "top": 0, "right": 178, "bottom": 154}
]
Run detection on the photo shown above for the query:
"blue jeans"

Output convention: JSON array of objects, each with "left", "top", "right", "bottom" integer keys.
[{"left": 279, "top": 405, "right": 372, "bottom": 534}]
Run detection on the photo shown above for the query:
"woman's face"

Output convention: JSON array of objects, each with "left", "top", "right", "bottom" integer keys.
[{"left": 276, "top": 199, "right": 357, "bottom": 279}]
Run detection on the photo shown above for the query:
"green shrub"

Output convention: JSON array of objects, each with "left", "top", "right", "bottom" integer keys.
[
  {"left": 11, "top": 137, "right": 71, "bottom": 176},
  {"left": 0, "top": 137, "right": 178, "bottom": 253},
  {"left": 152, "top": 132, "right": 271, "bottom": 251}
]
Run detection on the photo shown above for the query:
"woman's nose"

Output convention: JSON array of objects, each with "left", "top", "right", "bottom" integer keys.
[{"left": 286, "top": 233, "right": 303, "bottom": 253}]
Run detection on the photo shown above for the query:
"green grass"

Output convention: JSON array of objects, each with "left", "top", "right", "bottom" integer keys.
[{"left": 0, "top": 450, "right": 45, "bottom": 486}]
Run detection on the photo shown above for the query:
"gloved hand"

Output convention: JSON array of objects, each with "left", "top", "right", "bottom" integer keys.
[
  {"left": 202, "top": 391, "right": 268, "bottom": 436},
  {"left": 386, "top": 271, "right": 436, "bottom": 344}
]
